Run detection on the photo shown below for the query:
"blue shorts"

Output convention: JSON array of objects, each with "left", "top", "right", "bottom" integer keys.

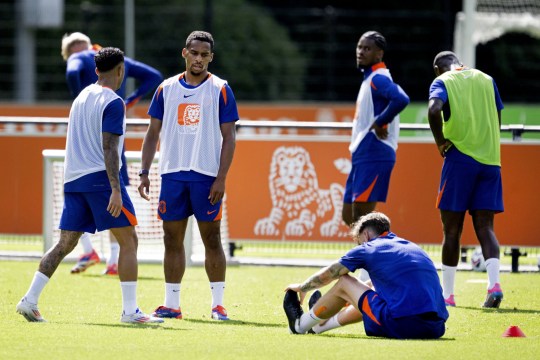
[
  {"left": 59, "top": 186, "right": 137, "bottom": 233},
  {"left": 359, "top": 290, "right": 446, "bottom": 339},
  {"left": 158, "top": 178, "right": 222, "bottom": 222},
  {"left": 437, "top": 147, "right": 504, "bottom": 212},
  {"left": 344, "top": 161, "right": 395, "bottom": 204}
]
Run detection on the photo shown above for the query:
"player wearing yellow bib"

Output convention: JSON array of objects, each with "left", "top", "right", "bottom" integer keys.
[{"left": 428, "top": 51, "right": 504, "bottom": 308}]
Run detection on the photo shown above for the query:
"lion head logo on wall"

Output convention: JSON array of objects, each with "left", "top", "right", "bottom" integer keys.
[{"left": 254, "top": 146, "right": 350, "bottom": 239}]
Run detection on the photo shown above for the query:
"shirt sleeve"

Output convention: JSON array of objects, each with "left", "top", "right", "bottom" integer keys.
[
  {"left": 147, "top": 84, "right": 165, "bottom": 121},
  {"left": 102, "top": 98, "right": 125, "bottom": 135},
  {"left": 123, "top": 57, "right": 163, "bottom": 107},
  {"left": 65, "top": 58, "right": 84, "bottom": 98},
  {"left": 429, "top": 79, "right": 448, "bottom": 103},
  {"left": 372, "top": 74, "right": 410, "bottom": 126},
  {"left": 492, "top": 79, "right": 504, "bottom": 111},
  {"left": 338, "top": 246, "right": 365, "bottom": 273},
  {"left": 219, "top": 84, "right": 240, "bottom": 123}
]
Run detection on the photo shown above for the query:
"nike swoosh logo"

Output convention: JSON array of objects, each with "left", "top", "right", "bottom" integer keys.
[
  {"left": 184, "top": 94, "right": 194, "bottom": 98},
  {"left": 172, "top": 290, "right": 180, "bottom": 292},
  {"left": 207, "top": 210, "right": 217, "bottom": 215}
]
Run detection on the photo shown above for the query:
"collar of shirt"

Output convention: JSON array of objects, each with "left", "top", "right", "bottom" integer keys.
[
  {"left": 368, "top": 231, "right": 395, "bottom": 242},
  {"left": 362, "top": 62, "right": 387, "bottom": 78}
]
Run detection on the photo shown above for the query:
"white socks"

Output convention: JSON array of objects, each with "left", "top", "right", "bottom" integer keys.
[
  {"left": 164, "top": 283, "right": 181, "bottom": 309},
  {"left": 484, "top": 258, "right": 500, "bottom": 290},
  {"left": 79, "top": 233, "right": 93, "bottom": 254},
  {"left": 108, "top": 242, "right": 120, "bottom": 266},
  {"left": 441, "top": 264, "right": 457, "bottom": 299},
  {"left": 24, "top": 271, "right": 49, "bottom": 304},
  {"left": 210, "top": 282, "right": 225, "bottom": 308},
  {"left": 120, "top": 282, "right": 138, "bottom": 315},
  {"left": 163, "top": 282, "right": 225, "bottom": 310},
  {"left": 312, "top": 313, "right": 342, "bottom": 334},
  {"left": 297, "top": 309, "right": 322, "bottom": 333}
]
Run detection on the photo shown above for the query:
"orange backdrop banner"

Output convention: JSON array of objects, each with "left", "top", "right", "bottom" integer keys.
[{"left": 2, "top": 132, "right": 539, "bottom": 247}]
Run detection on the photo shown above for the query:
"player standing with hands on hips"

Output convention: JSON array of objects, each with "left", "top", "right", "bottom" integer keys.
[
  {"left": 138, "top": 31, "right": 239, "bottom": 321},
  {"left": 428, "top": 51, "right": 505, "bottom": 308},
  {"left": 16, "top": 47, "right": 163, "bottom": 324}
]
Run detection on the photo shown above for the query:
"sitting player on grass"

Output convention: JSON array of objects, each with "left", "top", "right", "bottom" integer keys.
[{"left": 283, "top": 211, "right": 448, "bottom": 339}]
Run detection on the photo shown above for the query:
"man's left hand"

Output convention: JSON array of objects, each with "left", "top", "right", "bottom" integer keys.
[
  {"left": 371, "top": 122, "right": 388, "bottom": 139},
  {"left": 284, "top": 283, "right": 307, "bottom": 305}
]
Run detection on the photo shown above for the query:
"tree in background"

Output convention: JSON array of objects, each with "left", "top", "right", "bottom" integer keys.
[{"left": 28, "top": 0, "right": 305, "bottom": 101}]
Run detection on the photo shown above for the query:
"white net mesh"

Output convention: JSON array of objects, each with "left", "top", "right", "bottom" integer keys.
[
  {"left": 476, "top": 0, "right": 540, "bottom": 14},
  {"left": 47, "top": 153, "right": 229, "bottom": 264},
  {"left": 454, "top": 0, "right": 540, "bottom": 67}
]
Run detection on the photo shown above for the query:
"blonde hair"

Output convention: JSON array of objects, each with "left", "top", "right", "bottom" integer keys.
[{"left": 61, "top": 32, "right": 91, "bottom": 60}]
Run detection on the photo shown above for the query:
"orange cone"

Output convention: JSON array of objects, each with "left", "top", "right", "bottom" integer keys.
[{"left": 502, "top": 325, "right": 526, "bottom": 337}]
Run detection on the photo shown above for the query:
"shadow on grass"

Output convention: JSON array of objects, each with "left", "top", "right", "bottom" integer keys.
[
  {"left": 184, "top": 318, "right": 282, "bottom": 328},
  {"left": 458, "top": 306, "right": 540, "bottom": 314},
  {"left": 315, "top": 333, "right": 456, "bottom": 341},
  {"left": 80, "top": 274, "right": 163, "bottom": 281},
  {"left": 81, "top": 322, "right": 187, "bottom": 330}
]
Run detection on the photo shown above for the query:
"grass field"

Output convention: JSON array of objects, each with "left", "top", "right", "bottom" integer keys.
[{"left": 1, "top": 261, "right": 539, "bottom": 360}]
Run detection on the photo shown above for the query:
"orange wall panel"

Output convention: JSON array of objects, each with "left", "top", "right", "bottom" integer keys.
[{"left": 1, "top": 129, "right": 539, "bottom": 247}]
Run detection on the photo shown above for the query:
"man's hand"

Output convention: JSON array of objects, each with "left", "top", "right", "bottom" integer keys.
[
  {"left": 209, "top": 177, "right": 226, "bottom": 205},
  {"left": 284, "top": 283, "right": 307, "bottom": 305},
  {"left": 138, "top": 174, "right": 150, "bottom": 201},
  {"left": 371, "top": 122, "right": 388, "bottom": 139},
  {"left": 107, "top": 189, "right": 123, "bottom": 218},
  {"left": 437, "top": 140, "right": 453, "bottom": 158}
]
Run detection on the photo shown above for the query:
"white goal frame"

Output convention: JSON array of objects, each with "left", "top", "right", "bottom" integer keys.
[
  {"left": 42, "top": 149, "right": 231, "bottom": 265},
  {"left": 454, "top": 0, "right": 540, "bottom": 68}
]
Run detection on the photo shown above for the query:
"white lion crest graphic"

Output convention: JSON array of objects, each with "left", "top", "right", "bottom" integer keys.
[{"left": 254, "top": 146, "right": 349, "bottom": 238}]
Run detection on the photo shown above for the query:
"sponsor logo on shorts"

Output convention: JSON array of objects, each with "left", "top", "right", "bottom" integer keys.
[
  {"left": 159, "top": 200, "right": 167, "bottom": 214},
  {"left": 207, "top": 210, "right": 217, "bottom": 215}
]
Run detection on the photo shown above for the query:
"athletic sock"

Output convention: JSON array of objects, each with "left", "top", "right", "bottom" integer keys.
[
  {"left": 79, "top": 233, "right": 94, "bottom": 254},
  {"left": 25, "top": 271, "right": 49, "bottom": 304},
  {"left": 311, "top": 313, "right": 342, "bottom": 334},
  {"left": 108, "top": 242, "right": 120, "bottom": 266},
  {"left": 297, "top": 308, "right": 322, "bottom": 333},
  {"left": 484, "top": 258, "right": 501, "bottom": 290},
  {"left": 441, "top": 264, "right": 457, "bottom": 299},
  {"left": 120, "top": 281, "right": 138, "bottom": 315},
  {"left": 210, "top": 282, "right": 225, "bottom": 308},
  {"left": 164, "top": 283, "right": 181, "bottom": 309}
]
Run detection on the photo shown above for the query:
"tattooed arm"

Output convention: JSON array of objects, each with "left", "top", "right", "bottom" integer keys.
[
  {"left": 285, "top": 261, "right": 350, "bottom": 304},
  {"left": 103, "top": 132, "right": 122, "bottom": 218}
]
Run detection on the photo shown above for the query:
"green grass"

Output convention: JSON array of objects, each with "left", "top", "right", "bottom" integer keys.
[{"left": 0, "top": 261, "right": 539, "bottom": 360}]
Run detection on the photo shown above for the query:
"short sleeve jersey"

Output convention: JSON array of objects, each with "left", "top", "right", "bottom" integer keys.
[
  {"left": 148, "top": 73, "right": 239, "bottom": 181},
  {"left": 64, "top": 85, "right": 126, "bottom": 192},
  {"left": 339, "top": 232, "right": 448, "bottom": 320}
]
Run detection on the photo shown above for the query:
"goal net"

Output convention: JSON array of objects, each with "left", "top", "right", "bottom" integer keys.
[
  {"left": 43, "top": 150, "right": 230, "bottom": 265},
  {"left": 454, "top": 0, "right": 540, "bottom": 68}
]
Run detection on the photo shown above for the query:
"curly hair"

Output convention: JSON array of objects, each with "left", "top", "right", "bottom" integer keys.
[
  {"left": 94, "top": 47, "right": 124, "bottom": 73},
  {"left": 350, "top": 211, "right": 391, "bottom": 243}
]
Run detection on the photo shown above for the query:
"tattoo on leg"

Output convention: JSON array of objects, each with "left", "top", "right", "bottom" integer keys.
[{"left": 39, "top": 231, "right": 81, "bottom": 277}]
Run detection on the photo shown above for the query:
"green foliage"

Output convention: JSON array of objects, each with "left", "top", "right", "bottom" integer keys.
[
  {"left": 1, "top": 261, "right": 539, "bottom": 360},
  {"left": 212, "top": 0, "right": 305, "bottom": 100},
  {"left": 32, "top": 0, "right": 305, "bottom": 101}
]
